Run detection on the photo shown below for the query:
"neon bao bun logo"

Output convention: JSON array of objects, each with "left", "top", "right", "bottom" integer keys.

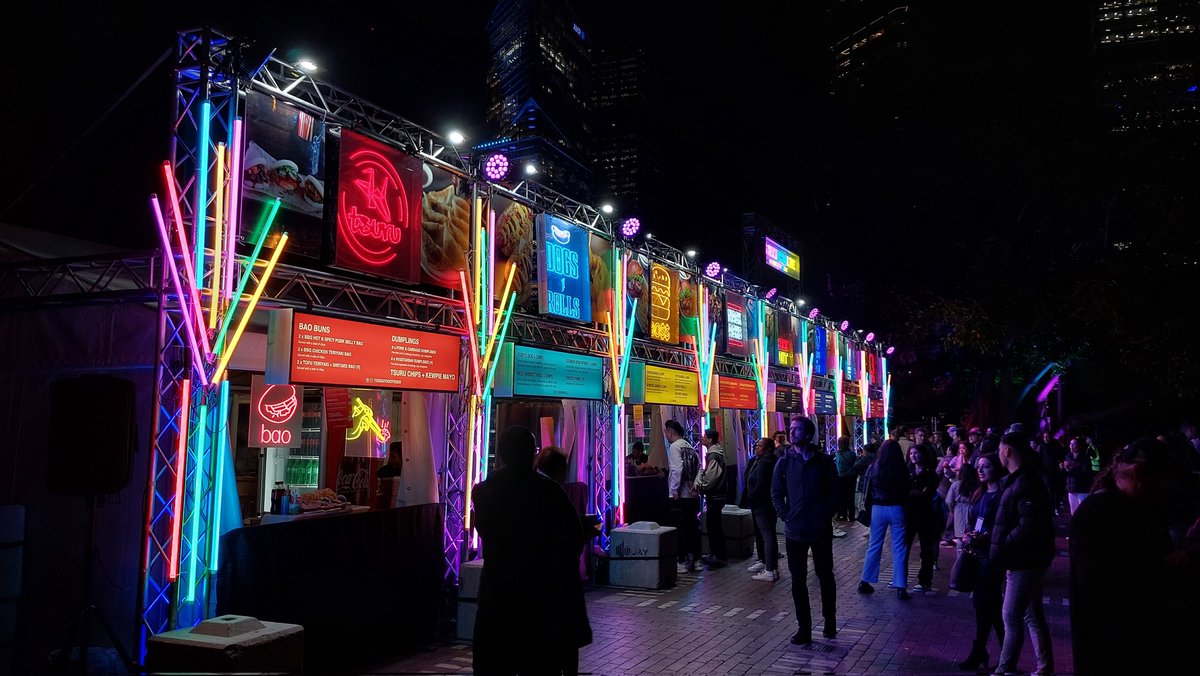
[
  {"left": 338, "top": 148, "right": 410, "bottom": 266},
  {"left": 257, "top": 384, "right": 299, "bottom": 424}
]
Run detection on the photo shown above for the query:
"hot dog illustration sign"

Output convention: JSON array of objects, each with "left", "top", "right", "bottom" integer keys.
[
  {"left": 333, "top": 130, "right": 423, "bottom": 282},
  {"left": 536, "top": 214, "right": 592, "bottom": 322}
]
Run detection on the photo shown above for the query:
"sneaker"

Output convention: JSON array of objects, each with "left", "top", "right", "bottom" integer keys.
[
  {"left": 677, "top": 563, "right": 696, "bottom": 574},
  {"left": 941, "top": 539, "right": 956, "bottom": 548},
  {"left": 751, "top": 569, "right": 779, "bottom": 581},
  {"left": 747, "top": 561, "right": 766, "bottom": 573},
  {"left": 913, "top": 583, "right": 932, "bottom": 593},
  {"left": 832, "top": 527, "right": 847, "bottom": 538},
  {"left": 857, "top": 581, "right": 875, "bottom": 594},
  {"left": 790, "top": 630, "right": 812, "bottom": 645}
]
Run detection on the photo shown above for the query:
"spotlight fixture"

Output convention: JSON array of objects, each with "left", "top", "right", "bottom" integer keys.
[
  {"left": 447, "top": 130, "right": 465, "bottom": 145},
  {"left": 764, "top": 287, "right": 778, "bottom": 300},
  {"left": 620, "top": 217, "right": 641, "bottom": 238},
  {"left": 704, "top": 261, "right": 722, "bottom": 278},
  {"left": 885, "top": 346, "right": 896, "bottom": 356},
  {"left": 796, "top": 298, "right": 806, "bottom": 307},
  {"left": 600, "top": 203, "right": 614, "bottom": 214},
  {"left": 839, "top": 320, "right": 851, "bottom": 332},
  {"left": 686, "top": 249, "right": 697, "bottom": 258},
  {"left": 865, "top": 332, "right": 876, "bottom": 343},
  {"left": 524, "top": 163, "right": 539, "bottom": 175},
  {"left": 807, "top": 307, "right": 819, "bottom": 320},
  {"left": 483, "top": 153, "right": 509, "bottom": 181},
  {"left": 296, "top": 59, "right": 318, "bottom": 73}
]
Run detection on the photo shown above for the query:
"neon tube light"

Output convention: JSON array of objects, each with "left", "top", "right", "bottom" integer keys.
[
  {"left": 186, "top": 400, "right": 208, "bottom": 603},
  {"left": 210, "top": 143, "right": 225, "bottom": 329},
  {"left": 606, "top": 308, "right": 621, "bottom": 398},
  {"left": 479, "top": 397, "right": 493, "bottom": 486},
  {"left": 194, "top": 101, "right": 212, "bottom": 286},
  {"left": 481, "top": 263, "right": 517, "bottom": 370},
  {"left": 482, "top": 293, "right": 518, "bottom": 395},
  {"left": 473, "top": 197, "right": 483, "bottom": 330},
  {"left": 212, "top": 233, "right": 289, "bottom": 384},
  {"left": 213, "top": 199, "right": 281, "bottom": 353},
  {"left": 168, "top": 380, "right": 191, "bottom": 581},
  {"left": 464, "top": 396, "right": 478, "bottom": 530},
  {"left": 616, "top": 299, "right": 638, "bottom": 397},
  {"left": 151, "top": 197, "right": 209, "bottom": 386},
  {"left": 162, "top": 163, "right": 213, "bottom": 358},
  {"left": 488, "top": 208, "right": 497, "bottom": 334},
  {"left": 459, "top": 270, "right": 483, "bottom": 396},
  {"left": 209, "top": 380, "right": 229, "bottom": 573},
  {"left": 225, "top": 119, "right": 244, "bottom": 301}
]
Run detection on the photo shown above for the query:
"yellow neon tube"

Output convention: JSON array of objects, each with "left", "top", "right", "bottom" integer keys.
[
  {"left": 212, "top": 234, "right": 288, "bottom": 383},
  {"left": 480, "top": 262, "right": 517, "bottom": 370},
  {"left": 209, "top": 143, "right": 225, "bottom": 329}
]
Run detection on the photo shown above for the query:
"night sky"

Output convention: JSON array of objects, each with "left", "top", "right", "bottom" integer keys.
[{"left": 4, "top": 2, "right": 1193, "bottom": 432}]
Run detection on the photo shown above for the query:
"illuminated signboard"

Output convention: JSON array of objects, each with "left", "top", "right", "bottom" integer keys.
[
  {"left": 645, "top": 365, "right": 699, "bottom": 406},
  {"left": 812, "top": 325, "right": 828, "bottom": 376},
  {"left": 716, "top": 376, "right": 759, "bottom": 410},
  {"left": 536, "top": 214, "right": 592, "bottom": 322},
  {"left": 764, "top": 236, "right": 801, "bottom": 281},
  {"left": 812, "top": 375, "right": 837, "bottom": 414},
  {"left": 649, "top": 262, "right": 678, "bottom": 344},
  {"left": 249, "top": 375, "right": 303, "bottom": 448},
  {"left": 513, "top": 346, "right": 604, "bottom": 400},
  {"left": 725, "top": 291, "right": 747, "bottom": 357},
  {"left": 269, "top": 310, "right": 460, "bottom": 391},
  {"left": 333, "top": 130, "right": 423, "bottom": 282},
  {"left": 774, "top": 385, "right": 804, "bottom": 414},
  {"left": 870, "top": 399, "right": 885, "bottom": 418}
]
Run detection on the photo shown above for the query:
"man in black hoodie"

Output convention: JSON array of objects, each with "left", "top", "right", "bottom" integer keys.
[{"left": 990, "top": 432, "right": 1055, "bottom": 676}]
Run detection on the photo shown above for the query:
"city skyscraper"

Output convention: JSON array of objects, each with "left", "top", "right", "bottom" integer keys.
[{"left": 482, "top": 0, "right": 594, "bottom": 199}]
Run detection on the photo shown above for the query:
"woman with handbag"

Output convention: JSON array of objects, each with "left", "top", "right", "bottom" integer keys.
[
  {"left": 946, "top": 455, "right": 979, "bottom": 590},
  {"left": 957, "top": 453, "right": 1007, "bottom": 672}
]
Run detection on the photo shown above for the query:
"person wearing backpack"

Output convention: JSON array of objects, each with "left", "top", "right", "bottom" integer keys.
[
  {"left": 695, "top": 428, "right": 729, "bottom": 568},
  {"left": 664, "top": 419, "right": 702, "bottom": 573}
]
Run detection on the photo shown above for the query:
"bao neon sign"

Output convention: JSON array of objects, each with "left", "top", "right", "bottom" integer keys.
[
  {"left": 334, "top": 130, "right": 422, "bottom": 282},
  {"left": 249, "top": 376, "right": 303, "bottom": 448}
]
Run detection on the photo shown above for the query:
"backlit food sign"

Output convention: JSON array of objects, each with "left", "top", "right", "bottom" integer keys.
[
  {"left": 725, "top": 291, "right": 747, "bottom": 357},
  {"left": 649, "top": 262, "right": 678, "bottom": 344},
  {"left": 536, "top": 215, "right": 592, "bottom": 322},
  {"left": 512, "top": 346, "right": 604, "bottom": 400},
  {"left": 249, "top": 375, "right": 303, "bottom": 448},
  {"left": 764, "top": 236, "right": 801, "bottom": 281},
  {"left": 644, "top": 365, "right": 699, "bottom": 407},
  {"left": 716, "top": 375, "right": 759, "bottom": 411},
  {"left": 333, "top": 130, "right": 423, "bottom": 282}
]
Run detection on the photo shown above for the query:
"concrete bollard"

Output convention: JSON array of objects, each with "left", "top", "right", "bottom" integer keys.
[
  {"left": 608, "top": 521, "right": 678, "bottom": 589},
  {"left": 144, "top": 615, "right": 303, "bottom": 673},
  {"left": 701, "top": 505, "right": 755, "bottom": 558},
  {"left": 456, "top": 559, "right": 485, "bottom": 641}
]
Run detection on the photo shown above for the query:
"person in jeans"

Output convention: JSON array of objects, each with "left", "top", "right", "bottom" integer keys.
[
  {"left": 990, "top": 431, "right": 1055, "bottom": 676},
  {"left": 858, "top": 426, "right": 913, "bottom": 600},
  {"left": 664, "top": 419, "right": 701, "bottom": 573},
  {"left": 771, "top": 416, "right": 839, "bottom": 644},
  {"left": 742, "top": 437, "right": 779, "bottom": 580}
]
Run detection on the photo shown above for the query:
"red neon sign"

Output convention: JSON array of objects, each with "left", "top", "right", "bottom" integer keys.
[
  {"left": 334, "top": 130, "right": 422, "bottom": 281},
  {"left": 249, "top": 375, "right": 304, "bottom": 448}
]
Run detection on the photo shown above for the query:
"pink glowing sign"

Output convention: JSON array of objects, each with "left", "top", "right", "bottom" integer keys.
[{"left": 249, "top": 375, "right": 303, "bottom": 448}]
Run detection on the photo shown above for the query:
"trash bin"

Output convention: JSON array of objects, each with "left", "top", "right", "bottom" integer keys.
[{"left": 144, "top": 615, "right": 303, "bottom": 674}]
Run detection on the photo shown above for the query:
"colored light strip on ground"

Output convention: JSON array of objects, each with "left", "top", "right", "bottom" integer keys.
[
  {"left": 458, "top": 270, "right": 483, "bottom": 396},
  {"left": 209, "top": 380, "right": 229, "bottom": 573},
  {"left": 186, "top": 400, "right": 208, "bottom": 602},
  {"left": 162, "top": 163, "right": 213, "bottom": 358},
  {"left": 209, "top": 143, "right": 225, "bottom": 329},
  {"left": 151, "top": 196, "right": 209, "bottom": 386},
  {"left": 194, "top": 101, "right": 211, "bottom": 284},
  {"left": 224, "top": 119, "right": 244, "bottom": 301},
  {"left": 212, "top": 233, "right": 289, "bottom": 383},
  {"left": 168, "top": 380, "right": 191, "bottom": 581},
  {"left": 213, "top": 199, "right": 281, "bottom": 353},
  {"left": 480, "top": 263, "right": 517, "bottom": 370}
]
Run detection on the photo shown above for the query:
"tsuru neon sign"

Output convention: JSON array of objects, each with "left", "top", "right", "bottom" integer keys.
[{"left": 346, "top": 396, "right": 390, "bottom": 443}]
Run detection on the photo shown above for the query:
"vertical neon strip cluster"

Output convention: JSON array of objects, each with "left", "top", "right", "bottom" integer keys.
[
  {"left": 750, "top": 301, "right": 769, "bottom": 426},
  {"left": 607, "top": 249, "right": 636, "bottom": 524},
  {"left": 858, "top": 350, "right": 870, "bottom": 428},
  {"left": 833, "top": 331, "right": 843, "bottom": 443}
]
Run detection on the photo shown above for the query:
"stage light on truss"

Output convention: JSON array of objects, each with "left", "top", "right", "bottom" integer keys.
[
  {"left": 447, "top": 130, "right": 465, "bottom": 145},
  {"left": 865, "top": 332, "right": 876, "bottom": 343},
  {"left": 764, "top": 287, "right": 778, "bottom": 300},
  {"left": 296, "top": 59, "right": 318, "bottom": 73},
  {"left": 807, "top": 307, "right": 820, "bottom": 320},
  {"left": 524, "top": 162, "right": 539, "bottom": 175},
  {"left": 886, "top": 346, "right": 896, "bottom": 355},
  {"left": 704, "top": 261, "right": 721, "bottom": 278},
  {"left": 796, "top": 298, "right": 806, "bottom": 307},
  {"left": 620, "top": 217, "right": 641, "bottom": 238},
  {"left": 686, "top": 249, "right": 697, "bottom": 258},
  {"left": 483, "top": 153, "right": 509, "bottom": 181},
  {"left": 601, "top": 203, "right": 614, "bottom": 214},
  {"left": 839, "top": 320, "right": 851, "bottom": 332}
]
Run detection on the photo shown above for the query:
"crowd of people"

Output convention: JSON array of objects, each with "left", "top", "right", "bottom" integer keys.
[{"left": 468, "top": 417, "right": 1200, "bottom": 674}]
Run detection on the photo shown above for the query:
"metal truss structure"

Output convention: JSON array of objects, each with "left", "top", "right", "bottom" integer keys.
[
  {"left": 631, "top": 339, "right": 696, "bottom": 369},
  {"left": 507, "top": 314, "right": 610, "bottom": 356},
  {"left": 767, "top": 366, "right": 801, "bottom": 389},
  {"left": 590, "top": 400, "right": 614, "bottom": 550},
  {"left": 0, "top": 252, "right": 158, "bottom": 306},
  {"left": 495, "top": 182, "right": 615, "bottom": 238},
  {"left": 823, "top": 414, "right": 839, "bottom": 454},
  {"left": 634, "top": 238, "right": 697, "bottom": 274},
  {"left": 442, "top": 388, "right": 470, "bottom": 587},
  {"left": 853, "top": 417, "right": 866, "bottom": 453},
  {"left": 714, "top": 357, "right": 757, "bottom": 381},
  {"left": 741, "top": 409, "right": 762, "bottom": 462}
]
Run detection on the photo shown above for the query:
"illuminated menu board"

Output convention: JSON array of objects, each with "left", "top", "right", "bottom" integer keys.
[
  {"left": 717, "top": 376, "right": 759, "bottom": 410},
  {"left": 774, "top": 385, "right": 804, "bottom": 414},
  {"left": 870, "top": 399, "right": 885, "bottom": 418},
  {"left": 270, "top": 311, "right": 460, "bottom": 391},
  {"left": 649, "top": 262, "right": 678, "bottom": 344},
  {"left": 536, "top": 214, "right": 592, "bottom": 322},
  {"left": 812, "top": 325, "right": 828, "bottom": 376},
  {"left": 513, "top": 346, "right": 604, "bottom": 400},
  {"left": 725, "top": 291, "right": 747, "bottom": 357},
  {"left": 812, "top": 375, "right": 837, "bottom": 414},
  {"left": 764, "top": 236, "right": 801, "bottom": 281},
  {"left": 645, "top": 365, "right": 699, "bottom": 406}
]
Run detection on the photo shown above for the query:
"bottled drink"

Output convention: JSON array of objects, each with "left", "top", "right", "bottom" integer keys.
[
  {"left": 309, "top": 458, "right": 318, "bottom": 485},
  {"left": 270, "top": 481, "right": 284, "bottom": 515}
]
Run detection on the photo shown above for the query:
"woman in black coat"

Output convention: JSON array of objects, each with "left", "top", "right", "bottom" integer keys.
[
  {"left": 905, "top": 445, "right": 940, "bottom": 592},
  {"left": 741, "top": 437, "right": 779, "bottom": 579},
  {"left": 957, "top": 453, "right": 1007, "bottom": 671}
]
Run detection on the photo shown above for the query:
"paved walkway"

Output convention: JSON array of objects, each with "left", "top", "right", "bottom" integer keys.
[{"left": 370, "top": 518, "right": 1074, "bottom": 675}]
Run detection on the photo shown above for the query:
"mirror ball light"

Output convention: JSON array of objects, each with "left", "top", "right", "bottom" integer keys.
[
  {"left": 839, "top": 320, "right": 850, "bottom": 332},
  {"left": 484, "top": 153, "right": 509, "bottom": 181},
  {"left": 865, "top": 332, "right": 875, "bottom": 343},
  {"left": 704, "top": 261, "right": 722, "bottom": 278},
  {"left": 621, "top": 217, "right": 641, "bottom": 238},
  {"left": 764, "top": 287, "right": 777, "bottom": 299},
  {"left": 807, "top": 307, "right": 820, "bottom": 320},
  {"left": 886, "top": 346, "right": 896, "bottom": 355}
]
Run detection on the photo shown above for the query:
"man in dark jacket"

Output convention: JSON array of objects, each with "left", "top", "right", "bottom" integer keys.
[
  {"left": 990, "top": 432, "right": 1055, "bottom": 676},
  {"left": 771, "top": 416, "right": 839, "bottom": 645},
  {"left": 472, "top": 426, "right": 592, "bottom": 674}
]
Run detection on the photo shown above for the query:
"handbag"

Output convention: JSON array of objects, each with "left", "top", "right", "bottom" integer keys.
[
  {"left": 949, "top": 550, "right": 979, "bottom": 592},
  {"left": 855, "top": 506, "right": 872, "bottom": 527}
]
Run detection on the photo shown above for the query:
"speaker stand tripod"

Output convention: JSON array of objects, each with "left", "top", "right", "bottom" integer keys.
[{"left": 55, "top": 494, "right": 135, "bottom": 674}]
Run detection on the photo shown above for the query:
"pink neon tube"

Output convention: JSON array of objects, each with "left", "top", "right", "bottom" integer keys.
[
  {"left": 225, "top": 119, "right": 244, "bottom": 301},
  {"left": 168, "top": 380, "right": 192, "bottom": 580},
  {"left": 161, "top": 163, "right": 213, "bottom": 358},
  {"left": 151, "top": 196, "right": 209, "bottom": 386}
]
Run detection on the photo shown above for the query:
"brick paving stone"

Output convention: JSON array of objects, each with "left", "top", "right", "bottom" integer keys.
[{"left": 367, "top": 517, "right": 1076, "bottom": 674}]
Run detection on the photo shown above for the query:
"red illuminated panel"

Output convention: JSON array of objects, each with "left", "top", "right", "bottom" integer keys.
[
  {"left": 249, "top": 375, "right": 303, "bottom": 448},
  {"left": 334, "top": 130, "right": 422, "bottom": 281},
  {"left": 288, "top": 312, "right": 460, "bottom": 391},
  {"left": 718, "top": 376, "right": 759, "bottom": 410}
]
